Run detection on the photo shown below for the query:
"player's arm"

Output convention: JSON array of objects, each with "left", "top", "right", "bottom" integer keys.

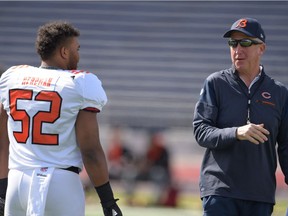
[
  {"left": 0, "top": 103, "right": 9, "bottom": 216},
  {"left": 76, "top": 110, "right": 108, "bottom": 185},
  {"left": 75, "top": 110, "right": 122, "bottom": 216},
  {"left": 0, "top": 103, "right": 8, "bottom": 180}
]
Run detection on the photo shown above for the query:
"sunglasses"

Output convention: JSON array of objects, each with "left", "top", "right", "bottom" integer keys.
[{"left": 228, "top": 39, "right": 263, "bottom": 48}]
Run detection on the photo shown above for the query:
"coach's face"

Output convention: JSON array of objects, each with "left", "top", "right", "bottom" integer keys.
[
  {"left": 66, "top": 37, "right": 80, "bottom": 70},
  {"left": 230, "top": 32, "right": 265, "bottom": 74}
]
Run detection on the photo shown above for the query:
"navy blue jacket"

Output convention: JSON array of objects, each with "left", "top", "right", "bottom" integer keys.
[{"left": 193, "top": 66, "right": 288, "bottom": 204}]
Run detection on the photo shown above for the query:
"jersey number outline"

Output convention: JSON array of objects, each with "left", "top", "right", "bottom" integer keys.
[{"left": 9, "top": 89, "right": 62, "bottom": 145}]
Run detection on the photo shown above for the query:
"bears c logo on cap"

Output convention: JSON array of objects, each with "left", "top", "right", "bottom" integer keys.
[{"left": 236, "top": 19, "right": 248, "bottom": 28}]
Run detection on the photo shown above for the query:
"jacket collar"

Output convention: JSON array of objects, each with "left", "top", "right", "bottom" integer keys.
[{"left": 231, "top": 64, "right": 265, "bottom": 82}]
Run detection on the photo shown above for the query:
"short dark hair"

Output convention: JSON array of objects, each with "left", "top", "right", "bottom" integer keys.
[{"left": 35, "top": 21, "right": 80, "bottom": 60}]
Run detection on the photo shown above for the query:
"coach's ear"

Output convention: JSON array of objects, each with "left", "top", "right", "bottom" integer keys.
[{"left": 258, "top": 43, "right": 266, "bottom": 55}]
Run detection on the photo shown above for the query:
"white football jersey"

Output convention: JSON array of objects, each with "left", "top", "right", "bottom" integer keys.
[{"left": 0, "top": 65, "right": 107, "bottom": 170}]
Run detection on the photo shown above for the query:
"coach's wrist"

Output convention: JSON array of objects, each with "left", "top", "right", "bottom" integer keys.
[{"left": 0, "top": 178, "right": 7, "bottom": 199}]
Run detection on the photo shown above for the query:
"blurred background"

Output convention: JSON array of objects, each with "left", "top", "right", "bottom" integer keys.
[{"left": 1, "top": 1, "right": 288, "bottom": 214}]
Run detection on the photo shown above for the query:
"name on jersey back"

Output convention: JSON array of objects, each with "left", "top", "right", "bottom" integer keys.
[{"left": 22, "top": 76, "right": 53, "bottom": 87}]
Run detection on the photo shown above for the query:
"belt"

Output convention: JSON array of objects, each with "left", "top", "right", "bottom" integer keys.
[{"left": 61, "top": 166, "right": 79, "bottom": 174}]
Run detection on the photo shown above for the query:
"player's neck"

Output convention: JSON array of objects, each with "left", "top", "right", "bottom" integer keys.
[{"left": 40, "top": 62, "right": 64, "bottom": 70}]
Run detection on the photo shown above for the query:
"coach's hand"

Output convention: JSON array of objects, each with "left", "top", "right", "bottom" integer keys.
[
  {"left": 236, "top": 123, "right": 269, "bottom": 144},
  {"left": 101, "top": 198, "right": 122, "bottom": 216},
  {"left": 0, "top": 197, "right": 5, "bottom": 216}
]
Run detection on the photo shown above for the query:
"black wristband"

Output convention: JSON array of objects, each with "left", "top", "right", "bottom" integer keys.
[
  {"left": 95, "top": 181, "right": 114, "bottom": 204},
  {"left": 0, "top": 178, "right": 7, "bottom": 199}
]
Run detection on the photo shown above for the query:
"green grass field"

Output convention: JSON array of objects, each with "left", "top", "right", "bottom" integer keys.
[
  {"left": 85, "top": 189, "right": 287, "bottom": 216},
  {"left": 86, "top": 205, "right": 200, "bottom": 216}
]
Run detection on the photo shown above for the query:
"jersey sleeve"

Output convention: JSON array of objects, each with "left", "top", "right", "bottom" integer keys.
[
  {"left": 0, "top": 68, "right": 11, "bottom": 107},
  {"left": 76, "top": 72, "right": 108, "bottom": 112}
]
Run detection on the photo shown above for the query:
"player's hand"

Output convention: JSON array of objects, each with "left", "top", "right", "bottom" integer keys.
[
  {"left": 236, "top": 123, "right": 270, "bottom": 144},
  {"left": 0, "top": 197, "right": 5, "bottom": 216},
  {"left": 101, "top": 198, "right": 122, "bottom": 216}
]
